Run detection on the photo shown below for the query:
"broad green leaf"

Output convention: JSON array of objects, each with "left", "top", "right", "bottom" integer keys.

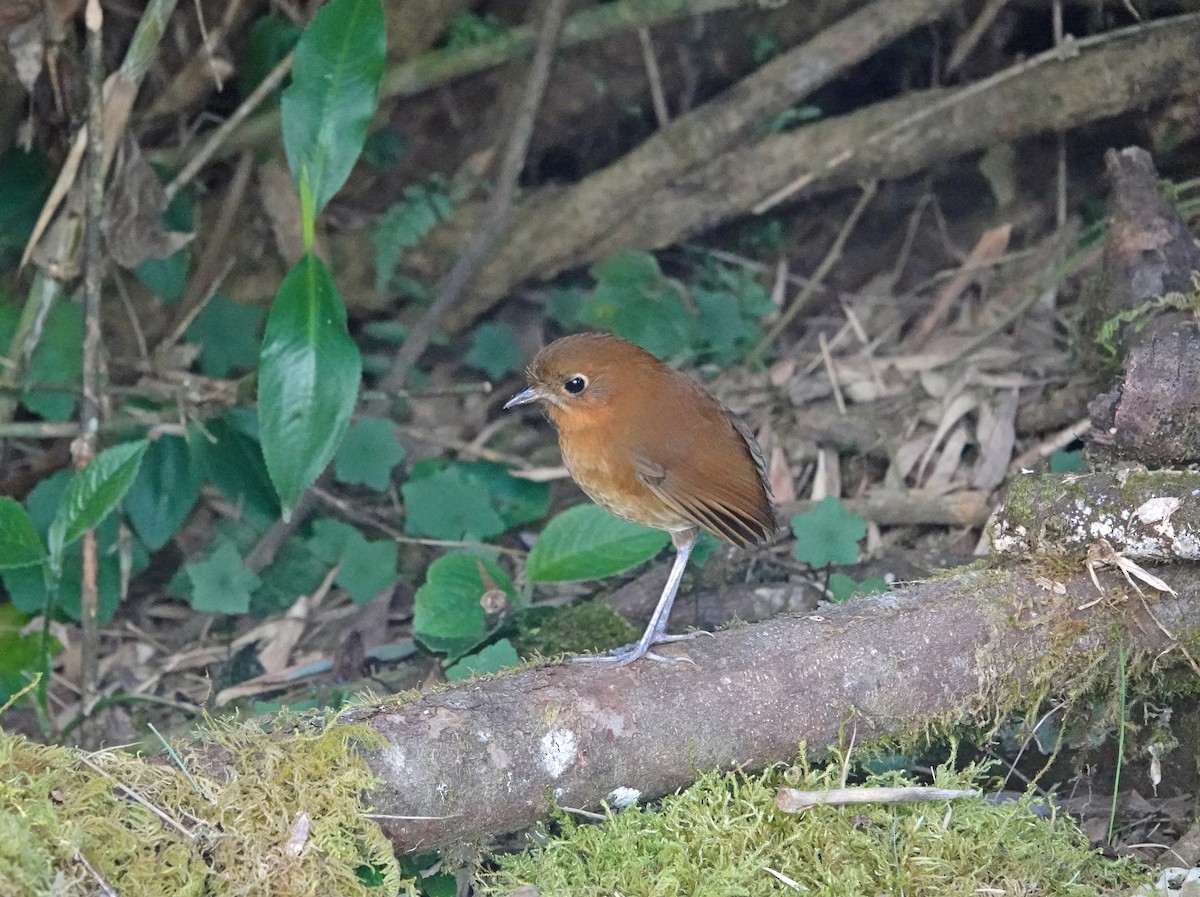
[
  {"left": 1050, "top": 450, "right": 1086, "bottom": 473},
  {"left": 124, "top": 436, "right": 202, "bottom": 551},
  {"left": 334, "top": 417, "right": 406, "bottom": 491},
  {"left": 790, "top": 496, "right": 866, "bottom": 567},
  {"left": 526, "top": 504, "right": 670, "bottom": 583},
  {"left": 464, "top": 322, "right": 521, "bottom": 380},
  {"left": 187, "top": 293, "right": 265, "bottom": 377},
  {"left": 47, "top": 440, "right": 148, "bottom": 565},
  {"left": 402, "top": 466, "right": 507, "bottom": 541},
  {"left": 445, "top": 638, "right": 518, "bottom": 681},
  {"left": 413, "top": 553, "right": 513, "bottom": 657},
  {"left": 186, "top": 539, "right": 260, "bottom": 614},
  {"left": 281, "top": 0, "right": 385, "bottom": 224},
  {"left": 188, "top": 415, "right": 280, "bottom": 522},
  {"left": 259, "top": 253, "right": 362, "bottom": 517},
  {"left": 23, "top": 298, "right": 82, "bottom": 422},
  {"left": 0, "top": 498, "right": 44, "bottom": 569}
]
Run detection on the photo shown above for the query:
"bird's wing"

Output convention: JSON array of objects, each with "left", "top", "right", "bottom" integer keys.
[{"left": 632, "top": 447, "right": 775, "bottom": 548}]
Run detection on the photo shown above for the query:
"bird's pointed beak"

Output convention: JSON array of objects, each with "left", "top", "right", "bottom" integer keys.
[{"left": 503, "top": 386, "right": 541, "bottom": 410}]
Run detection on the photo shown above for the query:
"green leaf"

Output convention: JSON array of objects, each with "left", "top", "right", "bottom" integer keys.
[
  {"left": 413, "top": 553, "right": 514, "bottom": 657},
  {"left": 2, "top": 470, "right": 145, "bottom": 624},
  {"left": 281, "top": 0, "right": 385, "bottom": 223},
  {"left": 790, "top": 496, "right": 866, "bottom": 567},
  {"left": 445, "top": 638, "right": 518, "bottom": 681},
  {"left": 187, "top": 293, "right": 265, "bottom": 378},
  {"left": 0, "top": 603, "right": 48, "bottom": 705},
  {"left": 526, "top": 503, "right": 670, "bottom": 583},
  {"left": 124, "top": 436, "right": 202, "bottom": 551},
  {"left": 402, "top": 466, "right": 507, "bottom": 541},
  {"left": 0, "top": 498, "right": 45, "bottom": 569},
  {"left": 47, "top": 440, "right": 149, "bottom": 565},
  {"left": 23, "top": 298, "right": 82, "bottom": 422},
  {"left": 259, "top": 253, "right": 362, "bottom": 517},
  {"left": 133, "top": 190, "right": 194, "bottom": 304},
  {"left": 240, "top": 13, "right": 302, "bottom": 100},
  {"left": 334, "top": 417, "right": 406, "bottom": 491},
  {"left": 545, "top": 285, "right": 588, "bottom": 331},
  {"left": 309, "top": 518, "right": 398, "bottom": 605},
  {"left": 827, "top": 573, "right": 890, "bottom": 604},
  {"left": 188, "top": 414, "right": 280, "bottom": 522},
  {"left": 455, "top": 461, "right": 549, "bottom": 530},
  {"left": 464, "top": 322, "right": 521, "bottom": 380},
  {"left": 186, "top": 539, "right": 261, "bottom": 614},
  {"left": 583, "top": 250, "right": 696, "bottom": 360},
  {"left": 0, "top": 148, "right": 51, "bottom": 252}
]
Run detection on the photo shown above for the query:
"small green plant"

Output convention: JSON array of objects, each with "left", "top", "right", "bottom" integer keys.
[
  {"left": 790, "top": 496, "right": 867, "bottom": 567},
  {"left": 443, "top": 10, "right": 508, "bottom": 51},
  {"left": 402, "top": 460, "right": 549, "bottom": 542},
  {"left": 261, "top": 0, "right": 385, "bottom": 518},
  {"left": 372, "top": 178, "right": 453, "bottom": 296},
  {"left": 1096, "top": 280, "right": 1200, "bottom": 356},
  {"left": 464, "top": 322, "right": 522, "bottom": 381},
  {"left": 412, "top": 552, "right": 521, "bottom": 666},
  {"left": 827, "top": 572, "right": 889, "bottom": 604},
  {"left": 580, "top": 250, "right": 773, "bottom": 363},
  {"left": 0, "top": 440, "right": 148, "bottom": 722}
]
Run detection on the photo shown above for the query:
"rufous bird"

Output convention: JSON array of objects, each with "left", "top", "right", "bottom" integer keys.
[{"left": 505, "top": 332, "right": 777, "bottom": 666}]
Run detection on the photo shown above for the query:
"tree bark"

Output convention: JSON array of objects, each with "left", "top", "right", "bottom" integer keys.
[{"left": 344, "top": 561, "right": 1198, "bottom": 853}]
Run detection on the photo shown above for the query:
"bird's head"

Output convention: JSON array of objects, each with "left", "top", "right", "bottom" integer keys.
[{"left": 503, "top": 332, "right": 657, "bottom": 430}]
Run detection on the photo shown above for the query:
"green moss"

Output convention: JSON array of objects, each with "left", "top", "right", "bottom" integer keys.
[
  {"left": 0, "top": 711, "right": 410, "bottom": 896},
  {"left": 482, "top": 756, "right": 1145, "bottom": 897},
  {"left": 509, "top": 600, "right": 638, "bottom": 656}
]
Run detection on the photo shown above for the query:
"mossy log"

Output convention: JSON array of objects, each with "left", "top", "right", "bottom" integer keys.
[{"left": 345, "top": 561, "right": 1198, "bottom": 853}]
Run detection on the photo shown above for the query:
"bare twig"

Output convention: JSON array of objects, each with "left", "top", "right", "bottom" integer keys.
[
  {"left": 164, "top": 50, "right": 294, "bottom": 202},
  {"left": 750, "top": 181, "right": 877, "bottom": 362},
  {"left": 638, "top": 26, "right": 669, "bottom": 127},
  {"left": 376, "top": 0, "right": 570, "bottom": 394},
  {"left": 78, "top": 0, "right": 107, "bottom": 715}
]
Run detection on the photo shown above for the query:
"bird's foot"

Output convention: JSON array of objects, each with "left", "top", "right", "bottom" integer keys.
[{"left": 570, "top": 630, "right": 710, "bottom": 667}]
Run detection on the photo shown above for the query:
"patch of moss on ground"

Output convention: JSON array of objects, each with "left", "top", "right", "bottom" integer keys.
[
  {"left": 0, "top": 711, "right": 409, "bottom": 897},
  {"left": 509, "top": 600, "right": 638, "bottom": 656},
  {"left": 481, "top": 755, "right": 1146, "bottom": 897}
]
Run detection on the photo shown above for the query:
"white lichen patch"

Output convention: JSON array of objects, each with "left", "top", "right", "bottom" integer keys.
[
  {"left": 540, "top": 727, "right": 579, "bottom": 779},
  {"left": 607, "top": 787, "right": 641, "bottom": 808}
]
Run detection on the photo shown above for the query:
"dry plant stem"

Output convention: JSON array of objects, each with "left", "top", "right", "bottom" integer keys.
[
  {"left": 77, "top": 0, "right": 107, "bottom": 715},
  {"left": 638, "top": 26, "right": 669, "bottom": 127},
  {"left": 751, "top": 181, "right": 877, "bottom": 362},
  {"left": 324, "top": 563, "right": 1199, "bottom": 852},
  {"left": 163, "top": 152, "right": 254, "bottom": 348},
  {"left": 0, "top": 271, "right": 58, "bottom": 431},
  {"left": 376, "top": 0, "right": 570, "bottom": 394},
  {"left": 444, "top": 11, "right": 1200, "bottom": 330},
  {"left": 775, "top": 786, "right": 979, "bottom": 813},
  {"left": 946, "top": 0, "right": 1011, "bottom": 74}
]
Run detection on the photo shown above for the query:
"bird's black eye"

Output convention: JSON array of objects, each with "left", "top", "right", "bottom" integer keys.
[{"left": 563, "top": 375, "right": 587, "bottom": 395}]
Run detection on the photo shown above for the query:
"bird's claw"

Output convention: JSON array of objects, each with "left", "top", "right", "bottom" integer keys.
[{"left": 570, "top": 631, "right": 708, "bottom": 667}]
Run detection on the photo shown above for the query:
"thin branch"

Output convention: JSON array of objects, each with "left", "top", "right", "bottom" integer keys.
[
  {"left": 376, "top": 0, "right": 570, "bottom": 394},
  {"left": 78, "top": 0, "right": 107, "bottom": 715}
]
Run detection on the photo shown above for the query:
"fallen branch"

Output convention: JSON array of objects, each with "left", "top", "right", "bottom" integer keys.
[
  {"left": 432, "top": 11, "right": 1200, "bottom": 333},
  {"left": 321, "top": 561, "right": 1198, "bottom": 853}
]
